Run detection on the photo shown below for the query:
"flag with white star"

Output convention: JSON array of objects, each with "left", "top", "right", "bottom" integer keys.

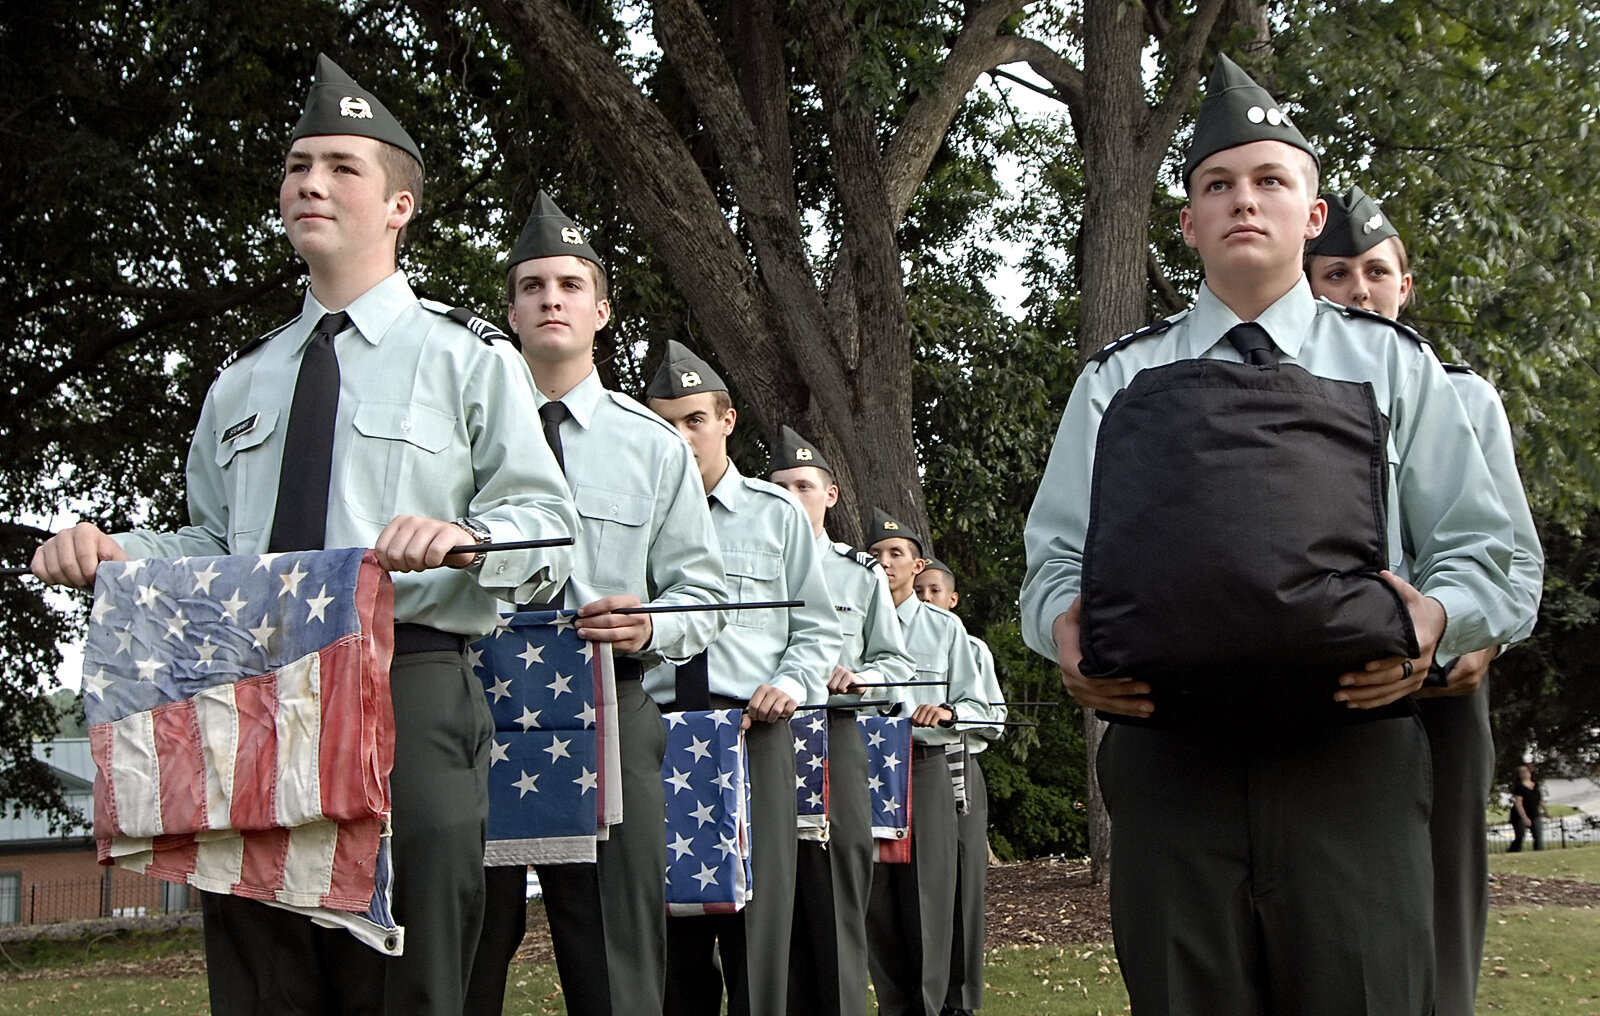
[
  {"left": 471, "top": 610, "right": 618, "bottom": 866},
  {"left": 81, "top": 549, "right": 402, "bottom": 954},
  {"left": 661, "top": 709, "right": 752, "bottom": 915},
  {"left": 946, "top": 738, "right": 969, "bottom": 816},
  {"left": 857, "top": 715, "right": 913, "bottom": 864},
  {"left": 790, "top": 712, "right": 829, "bottom": 841}
]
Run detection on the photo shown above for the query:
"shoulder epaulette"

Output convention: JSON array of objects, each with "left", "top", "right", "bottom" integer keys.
[
  {"left": 219, "top": 316, "right": 299, "bottom": 371},
  {"left": 607, "top": 389, "right": 681, "bottom": 432},
  {"left": 1442, "top": 362, "right": 1476, "bottom": 376},
  {"left": 1090, "top": 312, "right": 1185, "bottom": 365},
  {"left": 1326, "top": 301, "right": 1433, "bottom": 352},
  {"left": 420, "top": 300, "right": 520, "bottom": 350},
  {"left": 835, "top": 544, "right": 879, "bottom": 570}
]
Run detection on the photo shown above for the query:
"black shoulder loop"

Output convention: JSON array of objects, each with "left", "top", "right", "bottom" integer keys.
[
  {"left": 1091, "top": 318, "right": 1178, "bottom": 365},
  {"left": 442, "top": 306, "right": 519, "bottom": 350}
]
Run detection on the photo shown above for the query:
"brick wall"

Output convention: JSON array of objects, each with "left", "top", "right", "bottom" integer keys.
[{"left": 0, "top": 843, "right": 184, "bottom": 924}]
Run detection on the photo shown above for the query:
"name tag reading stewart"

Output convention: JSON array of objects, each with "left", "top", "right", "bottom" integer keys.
[{"left": 221, "top": 414, "right": 259, "bottom": 444}]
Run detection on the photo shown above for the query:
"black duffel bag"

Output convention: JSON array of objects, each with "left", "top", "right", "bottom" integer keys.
[{"left": 1078, "top": 358, "right": 1419, "bottom": 725}]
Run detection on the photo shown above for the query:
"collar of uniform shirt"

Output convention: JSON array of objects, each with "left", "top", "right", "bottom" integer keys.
[
  {"left": 532, "top": 365, "right": 603, "bottom": 430},
  {"left": 293, "top": 270, "right": 413, "bottom": 355},
  {"left": 707, "top": 457, "right": 744, "bottom": 514},
  {"left": 1189, "top": 275, "right": 1316, "bottom": 361}
]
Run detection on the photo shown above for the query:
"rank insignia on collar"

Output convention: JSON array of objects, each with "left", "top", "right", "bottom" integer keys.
[{"left": 339, "top": 96, "right": 373, "bottom": 119}]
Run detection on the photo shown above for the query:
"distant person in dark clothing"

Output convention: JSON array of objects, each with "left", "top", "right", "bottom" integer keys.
[{"left": 1508, "top": 764, "right": 1550, "bottom": 852}]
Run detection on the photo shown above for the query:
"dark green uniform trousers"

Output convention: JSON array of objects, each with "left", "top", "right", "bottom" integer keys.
[
  {"left": 946, "top": 750, "right": 989, "bottom": 1012},
  {"left": 789, "top": 708, "right": 875, "bottom": 1016},
  {"left": 867, "top": 744, "right": 957, "bottom": 1016},
  {"left": 665, "top": 708, "right": 798, "bottom": 1016},
  {"left": 466, "top": 676, "right": 668, "bottom": 1016},
  {"left": 203, "top": 649, "right": 492, "bottom": 1016},
  {"left": 1417, "top": 681, "right": 1495, "bottom": 1016},
  {"left": 1098, "top": 717, "right": 1434, "bottom": 1016}
]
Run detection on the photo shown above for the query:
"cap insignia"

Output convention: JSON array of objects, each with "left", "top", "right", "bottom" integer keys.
[
  {"left": 795, "top": 448, "right": 813, "bottom": 461},
  {"left": 883, "top": 520, "right": 899, "bottom": 530},
  {"left": 339, "top": 96, "right": 373, "bottom": 120},
  {"left": 680, "top": 371, "right": 702, "bottom": 388},
  {"left": 1362, "top": 213, "right": 1384, "bottom": 234},
  {"left": 561, "top": 226, "right": 584, "bottom": 245}
]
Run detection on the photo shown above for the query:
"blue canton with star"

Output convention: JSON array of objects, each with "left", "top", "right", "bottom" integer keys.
[
  {"left": 662, "top": 709, "right": 752, "bottom": 914},
  {"left": 857, "top": 715, "right": 911, "bottom": 839},
  {"left": 790, "top": 712, "right": 829, "bottom": 839},
  {"left": 81, "top": 549, "right": 369, "bottom": 726}
]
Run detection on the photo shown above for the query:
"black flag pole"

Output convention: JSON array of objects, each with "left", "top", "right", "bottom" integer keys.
[
  {"left": 951, "top": 719, "right": 1040, "bottom": 728},
  {"left": 848, "top": 680, "right": 949, "bottom": 688},
  {"left": 612, "top": 600, "right": 803, "bottom": 615},
  {"left": 795, "top": 699, "right": 895, "bottom": 711},
  {"left": 990, "top": 700, "right": 1059, "bottom": 707}
]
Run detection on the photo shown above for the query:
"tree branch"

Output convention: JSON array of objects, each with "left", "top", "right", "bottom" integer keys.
[
  {"left": 1148, "top": 249, "right": 1186, "bottom": 315},
  {"left": 1143, "top": 0, "right": 1229, "bottom": 170},
  {"left": 884, "top": 0, "right": 1029, "bottom": 225}
]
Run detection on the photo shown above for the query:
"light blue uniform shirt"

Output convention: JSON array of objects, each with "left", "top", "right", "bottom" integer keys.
[
  {"left": 533, "top": 368, "right": 727, "bottom": 664},
  {"left": 892, "top": 596, "right": 987, "bottom": 747},
  {"left": 814, "top": 530, "right": 915, "bottom": 702},
  {"left": 1021, "top": 278, "right": 1520, "bottom": 664},
  {"left": 644, "top": 460, "right": 840, "bottom": 705},
  {"left": 963, "top": 635, "right": 1007, "bottom": 749},
  {"left": 116, "top": 272, "right": 577, "bottom": 635}
]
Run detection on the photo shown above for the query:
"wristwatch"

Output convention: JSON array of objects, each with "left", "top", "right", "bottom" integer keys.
[
  {"left": 451, "top": 516, "right": 492, "bottom": 571},
  {"left": 937, "top": 703, "right": 958, "bottom": 728}
]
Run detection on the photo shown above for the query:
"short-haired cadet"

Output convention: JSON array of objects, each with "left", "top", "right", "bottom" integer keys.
[
  {"left": 465, "top": 195, "right": 728, "bottom": 1016},
  {"left": 865, "top": 511, "right": 989, "bottom": 1016},
  {"left": 913, "top": 559, "right": 1006, "bottom": 1016},
  {"left": 1308, "top": 186, "right": 1545, "bottom": 1016},
  {"left": 1020, "top": 55, "right": 1524, "bottom": 1014},
  {"left": 770, "top": 426, "right": 916, "bottom": 1016},
  {"left": 32, "top": 55, "right": 578, "bottom": 1016},
  {"left": 645, "top": 345, "right": 842, "bottom": 1016}
]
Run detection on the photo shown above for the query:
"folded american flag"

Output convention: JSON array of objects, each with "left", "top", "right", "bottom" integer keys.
[
  {"left": 82, "top": 549, "right": 401, "bottom": 953},
  {"left": 791, "top": 712, "right": 829, "bottom": 841},
  {"left": 947, "top": 738, "right": 969, "bottom": 816},
  {"left": 471, "top": 611, "right": 618, "bottom": 866},
  {"left": 858, "top": 716, "right": 912, "bottom": 864},
  {"left": 662, "top": 710, "right": 752, "bottom": 915}
]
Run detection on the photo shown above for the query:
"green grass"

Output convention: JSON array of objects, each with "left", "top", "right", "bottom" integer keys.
[{"left": 0, "top": 848, "right": 1594, "bottom": 1016}]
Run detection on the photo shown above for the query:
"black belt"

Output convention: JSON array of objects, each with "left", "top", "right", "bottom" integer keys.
[
  {"left": 912, "top": 743, "right": 950, "bottom": 761},
  {"left": 614, "top": 657, "right": 642, "bottom": 683},
  {"left": 394, "top": 623, "right": 466, "bottom": 655}
]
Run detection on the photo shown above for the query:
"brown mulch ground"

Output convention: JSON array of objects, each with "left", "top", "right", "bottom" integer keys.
[{"left": 4, "top": 857, "right": 1597, "bottom": 981}]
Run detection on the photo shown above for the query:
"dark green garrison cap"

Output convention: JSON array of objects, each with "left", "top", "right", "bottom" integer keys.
[
  {"left": 507, "top": 190, "right": 602, "bottom": 272},
  {"left": 645, "top": 339, "right": 728, "bottom": 400},
  {"left": 920, "top": 556, "right": 954, "bottom": 579},
  {"left": 1182, "top": 54, "right": 1318, "bottom": 193},
  {"left": 291, "top": 54, "right": 422, "bottom": 169},
  {"left": 866, "top": 508, "right": 923, "bottom": 556},
  {"left": 1305, "top": 185, "right": 1398, "bottom": 258},
  {"left": 771, "top": 425, "right": 833, "bottom": 475}
]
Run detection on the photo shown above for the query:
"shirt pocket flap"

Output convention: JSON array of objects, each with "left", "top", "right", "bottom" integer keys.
[
  {"left": 214, "top": 408, "right": 280, "bottom": 467},
  {"left": 352, "top": 401, "right": 455, "bottom": 453},
  {"left": 574, "top": 483, "right": 653, "bottom": 528},
  {"left": 723, "top": 548, "right": 782, "bottom": 582}
]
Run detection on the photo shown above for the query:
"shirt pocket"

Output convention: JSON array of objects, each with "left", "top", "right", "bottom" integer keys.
[
  {"left": 212, "top": 407, "right": 280, "bottom": 544},
  {"left": 835, "top": 603, "right": 866, "bottom": 648},
  {"left": 574, "top": 482, "right": 654, "bottom": 592},
  {"left": 344, "top": 400, "right": 458, "bottom": 524},
  {"left": 914, "top": 661, "right": 950, "bottom": 702},
  {"left": 723, "top": 547, "right": 783, "bottom": 629}
]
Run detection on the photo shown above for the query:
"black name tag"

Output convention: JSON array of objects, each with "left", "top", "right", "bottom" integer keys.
[{"left": 221, "top": 413, "right": 259, "bottom": 444}]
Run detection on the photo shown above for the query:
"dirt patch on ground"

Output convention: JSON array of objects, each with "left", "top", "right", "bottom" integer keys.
[{"left": 6, "top": 857, "right": 1597, "bottom": 981}]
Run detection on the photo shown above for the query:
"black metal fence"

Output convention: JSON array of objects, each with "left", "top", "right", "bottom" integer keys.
[
  {"left": 1486, "top": 812, "right": 1600, "bottom": 854},
  {"left": 1, "top": 875, "right": 192, "bottom": 926}
]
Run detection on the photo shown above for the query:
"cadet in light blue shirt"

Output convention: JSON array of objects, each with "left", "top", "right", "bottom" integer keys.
[
  {"left": 865, "top": 512, "right": 986, "bottom": 1016},
  {"left": 914, "top": 559, "right": 1005, "bottom": 1016},
  {"left": 1307, "top": 184, "right": 1544, "bottom": 1016},
  {"left": 466, "top": 194, "right": 727, "bottom": 1016},
  {"left": 646, "top": 343, "right": 841, "bottom": 1016},
  {"left": 771, "top": 426, "right": 914, "bottom": 1016},
  {"left": 1019, "top": 55, "right": 1522, "bottom": 1014}
]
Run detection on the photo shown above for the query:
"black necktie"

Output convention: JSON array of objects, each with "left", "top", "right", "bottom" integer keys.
[
  {"left": 674, "top": 494, "right": 717, "bottom": 710},
  {"left": 268, "top": 311, "right": 348, "bottom": 552},
  {"left": 1225, "top": 321, "right": 1279, "bottom": 366},
  {"left": 539, "top": 400, "right": 569, "bottom": 475}
]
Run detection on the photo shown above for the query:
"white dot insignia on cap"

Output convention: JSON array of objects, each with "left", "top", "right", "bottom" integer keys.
[
  {"left": 1265, "top": 107, "right": 1283, "bottom": 126},
  {"left": 338, "top": 96, "right": 373, "bottom": 120},
  {"left": 1247, "top": 105, "right": 1266, "bottom": 124},
  {"left": 561, "top": 227, "right": 584, "bottom": 245},
  {"left": 680, "top": 371, "right": 702, "bottom": 388},
  {"left": 1362, "top": 213, "right": 1384, "bottom": 234}
]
